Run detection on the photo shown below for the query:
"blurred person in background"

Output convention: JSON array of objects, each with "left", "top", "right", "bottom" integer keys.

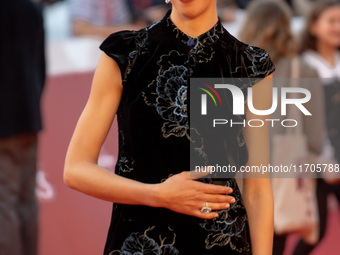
[
  {"left": 233, "top": 0, "right": 314, "bottom": 14},
  {"left": 289, "top": 0, "right": 313, "bottom": 17},
  {"left": 301, "top": 0, "right": 340, "bottom": 161},
  {"left": 0, "top": 0, "right": 45, "bottom": 254},
  {"left": 126, "top": 0, "right": 170, "bottom": 26},
  {"left": 239, "top": 1, "right": 326, "bottom": 254},
  {"left": 283, "top": 0, "right": 311, "bottom": 16},
  {"left": 295, "top": 0, "right": 340, "bottom": 254},
  {"left": 234, "top": 0, "right": 252, "bottom": 9},
  {"left": 69, "top": 0, "right": 141, "bottom": 38},
  {"left": 217, "top": 0, "right": 238, "bottom": 23}
]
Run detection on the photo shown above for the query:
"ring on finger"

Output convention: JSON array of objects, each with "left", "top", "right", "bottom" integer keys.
[{"left": 200, "top": 202, "right": 212, "bottom": 214}]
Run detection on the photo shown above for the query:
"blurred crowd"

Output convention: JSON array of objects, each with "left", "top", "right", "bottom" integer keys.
[
  {"left": 68, "top": 0, "right": 170, "bottom": 37},
  {"left": 238, "top": 2, "right": 340, "bottom": 255},
  {"left": 63, "top": 0, "right": 332, "bottom": 37},
  {"left": 41, "top": 0, "right": 330, "bottom": 39},
  {"left": 65, "top": 0, "right": 321, "bottom": 38},
  {"left": 1, "top": 0, "right": 340, "bottom": 255}
]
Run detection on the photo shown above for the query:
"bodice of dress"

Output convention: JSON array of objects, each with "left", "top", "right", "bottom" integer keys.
[{"left": 99, "top": 11, "right": 274, "bottom": 224}]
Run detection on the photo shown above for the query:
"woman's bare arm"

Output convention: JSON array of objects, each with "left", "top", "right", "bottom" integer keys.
[
  {"left": 64, "top": 53, "right": 235, "bottom": 219},
  {"left": 243, "top": 75, "right": 274, "bottom": 255},
  {"left": 64, "top": 53, "right": 160, "bottom": 205}
]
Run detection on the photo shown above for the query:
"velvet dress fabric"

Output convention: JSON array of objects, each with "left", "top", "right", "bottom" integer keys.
[{"left": 99, "top": 11, "right": 275, "bottom": 255}]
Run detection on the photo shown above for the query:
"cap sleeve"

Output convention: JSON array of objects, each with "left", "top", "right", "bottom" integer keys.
[
  {"left": 233, "top": 44, "right": 275, "bottom": 105},
  {"left": 242, "top": 45, "right": 275, "bottom": 81},
  {"left": 99, "top": 30, "right": 138, "bottom": 84}
]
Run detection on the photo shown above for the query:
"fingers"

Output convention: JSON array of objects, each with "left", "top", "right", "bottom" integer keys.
[
  {"left": 202, "top": 194, "right": 236, "bottom": 204},
  {"left": 180, "top": 171, "right": 234, "bottom": 195},
  {"left": 181, "top": 170, "right": 212, "bottom": 180},
  {"left": 191, "top": 201, "right": 230, "bottom": 219},
  {"left": 168, "top": 171, "right": 237, "bottom": 220},
  {"left": 192, "top": 210, "right": 219, "bottom": 219},
  {"left": 206, "top": 202, "right": 230, "bottom": 211},
  {"left": 179, "top": 195, "right": 235, "bottom": 219},
  {"left": 195, "top": 182, "right": 233, "bottom": 195}
]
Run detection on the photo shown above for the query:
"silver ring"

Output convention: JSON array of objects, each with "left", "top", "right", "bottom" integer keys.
[{"left": 200, "top": 202, "right": 212, "bottom": 214}]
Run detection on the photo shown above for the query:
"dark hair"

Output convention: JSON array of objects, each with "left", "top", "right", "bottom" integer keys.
[
  {"left": 239, "top": 0, "right": 293, "bottom": 63},
  {"left": 300, "top": 0, "right": 340, "bottom": 53}
]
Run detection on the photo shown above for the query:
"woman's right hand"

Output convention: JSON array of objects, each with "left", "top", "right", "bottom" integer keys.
[{"left": 154, "top": 171, "right": 236, "bottom": 219}]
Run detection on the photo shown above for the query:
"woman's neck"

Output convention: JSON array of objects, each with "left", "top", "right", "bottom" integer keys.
[
  {"left": 170, "top": 6, "right": 218, "bottom": 38},
  {"left": 316, "top": 41, "right": 337, "bottom": 67}
]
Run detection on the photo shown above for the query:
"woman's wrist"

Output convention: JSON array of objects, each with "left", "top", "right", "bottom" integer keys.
[{"left": 142, "top": 183, "right": 164, "bottom": 208}]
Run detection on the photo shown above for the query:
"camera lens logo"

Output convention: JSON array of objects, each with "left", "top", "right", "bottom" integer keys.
[{"left": 199, "top": 84, "right": 222, "bottom": 115}]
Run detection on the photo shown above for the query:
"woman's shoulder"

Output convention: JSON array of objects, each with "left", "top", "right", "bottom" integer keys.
[
  {"left": 220, "top": 31, "right": 275, "bottom": 78},
  {"left": 99, "top": 30, "right": 142, "bottom": 83},
  {"left": 99, "top": 20, "right": 163, "bottom": 58},
  {"left": 99, "top": 24, "right": 160, "bottom": 83},
  {"left": 240, "top": 43, "right": 275, "bottom": 77},
  {"left": 100, "top": 29, "right": 147, "bottom": 53}
]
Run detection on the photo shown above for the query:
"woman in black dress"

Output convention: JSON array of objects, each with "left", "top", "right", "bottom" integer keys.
[{"left": 64, "top": 1, "right": 275, "bottom": 254}]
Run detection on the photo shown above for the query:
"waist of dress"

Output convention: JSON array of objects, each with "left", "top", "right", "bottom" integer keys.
[{"left": 112, "top": 204, "right": 205, "bottom": 225}]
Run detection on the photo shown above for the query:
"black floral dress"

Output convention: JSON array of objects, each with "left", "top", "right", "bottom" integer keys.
[{"left": 99, "top": 11, "right": 275, "bottom": 255}]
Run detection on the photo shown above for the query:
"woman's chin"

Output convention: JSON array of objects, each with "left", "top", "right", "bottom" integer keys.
[{"left": 171, "top": 0, "right": 216, "bottom": 19}]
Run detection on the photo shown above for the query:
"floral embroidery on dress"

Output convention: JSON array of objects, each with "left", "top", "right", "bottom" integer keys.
[
  {"left": 125, "top": 29, "right": 149, "bottom": 81},
  {"left": 156, "top": 66, "right": 188, "bottom": 128},
  {"left": 142, "top": 50, "right": 191, "bottom": 139},
  {"left": 156, "top": 66, "right": 189, "bottom": 138},
  {"left": 185, "top": 24, "right": 222, "bottom": 66},
  {"left": 244, "top": 46, "right": 275, "bottom": 78},
  {"left": 141, "top": 15, "right": 221, "bottom": 140},
  {"left": 199, "top": 179, "right": 251, "bottom": 253},
  {"left": 142, "top": 50, "right": 188, "bottom": 107},
  {"left": 109, "top": 226, "right": 179, "bottom": 255},
  {"left": 116, "top": 130, "right": 134, "bottom": 173},
  {"left": 116, "top": 155, "right": 134, "bottom": 174},
  {"left": 187, "top": 42, "right": 215, "bottom": 65}
]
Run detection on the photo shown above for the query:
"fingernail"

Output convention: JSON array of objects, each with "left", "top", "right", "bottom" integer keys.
[
  {"left": 230, "top": 198, "right": 236, "bottom": 203},
  {"left": 225, "top": 204, "right": 230, "bottom": 209}
]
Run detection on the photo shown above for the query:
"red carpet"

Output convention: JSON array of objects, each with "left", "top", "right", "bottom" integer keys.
[{"left": 38, "top": 71, "right": 340, "bottom": 255}]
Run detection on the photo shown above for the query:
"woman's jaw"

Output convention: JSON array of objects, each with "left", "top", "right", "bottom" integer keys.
[{"left": 170, "top": 0, "right": 217, "bottom": 21}]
